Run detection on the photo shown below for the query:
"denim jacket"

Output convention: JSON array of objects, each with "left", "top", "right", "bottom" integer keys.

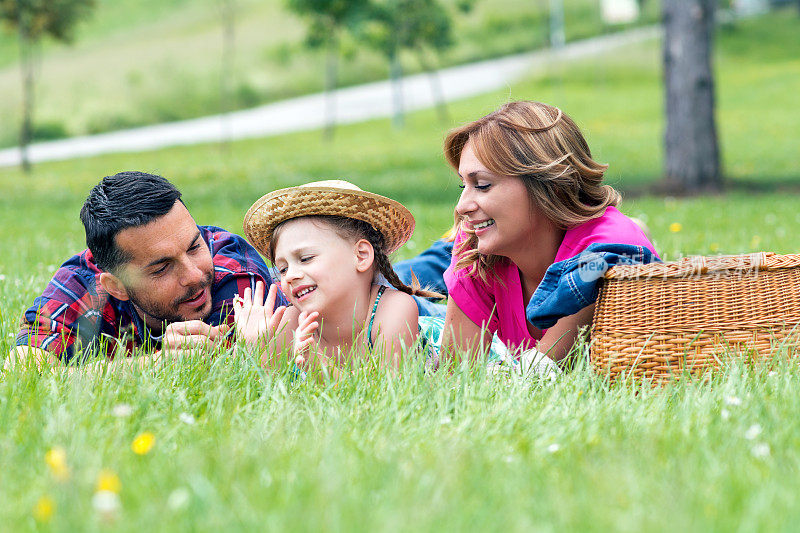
[
  {"left": 526, "top": 243, "right": 660, "bottom": 329},
  {"left": 395, "top": 238, "right": 453, "bottom": 296},
  {"left": 394, "top": 238, "right": 453, "bottom": 318}
]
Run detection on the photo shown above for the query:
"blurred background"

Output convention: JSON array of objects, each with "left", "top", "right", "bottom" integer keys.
[
  {"left": 0, "top": 0, "right": 799, "bottom": 316},
  {"left": 0, "top": 0, "right": 665, "bottom": 147}
]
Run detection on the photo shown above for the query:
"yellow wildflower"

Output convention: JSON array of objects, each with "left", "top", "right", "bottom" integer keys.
[
  {"left": 669, "top": 222, "right": 682, "bottom": 233},
  {"left": 710, "top": 243, "right": 720, "bottom": 253},
  {"left": 96, "top": 469, "right": 122, "bottom": 493},
  {"left": 131, "top": 432, "right": 155, "bottom": 455},
  {"left": 45, "top": 446, "right": 70, "bottom": 481},
  {"left": 33, "top": 495, "right": 55, "bottom": 522}
]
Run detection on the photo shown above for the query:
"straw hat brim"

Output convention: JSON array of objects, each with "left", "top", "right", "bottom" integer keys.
[{"left": 243, "top": 185, "right": 415, "bottom": 258}]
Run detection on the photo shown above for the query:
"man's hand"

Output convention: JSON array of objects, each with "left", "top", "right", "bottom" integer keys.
[
  {"left": 233, "top": 281, "right": 287, "bottom": 351},
  {"left": 162, "top": 320, "right": 231, "bottom": 355}
]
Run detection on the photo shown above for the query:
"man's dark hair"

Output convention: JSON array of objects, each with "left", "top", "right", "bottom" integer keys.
[{"left": 80, "top": 171, "right": 183, "bottom": 272}]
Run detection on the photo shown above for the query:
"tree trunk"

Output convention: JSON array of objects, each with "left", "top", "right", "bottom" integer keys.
[
  {"left": 323, "top": 35, "right": 338, "bottom": 141},
  {"left": 219, "top": 0, "right": 236, "bottom": 149},
  {"left": 416, "top": 48, "right": 449, "bottom": 124},
  {"left": 548, "top": 0, "right": 565, "bottom": 48},
  {"left": 18, "top": 16, "right": 34, "bottom": 173},
  {"left": 662, "top": 0, "right": 721, "bottom": 192},
  {"left": 390, "top": 50, "right": 404, "bottom": 129}
]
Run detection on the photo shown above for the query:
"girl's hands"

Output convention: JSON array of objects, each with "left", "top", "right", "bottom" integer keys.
[
  {"left": 292, "top": 311, "right": 342, "bottom": 380},
  {"left": 233, "top": 281, "right": 287, "bottom": 351},
  {"left": 292, "top": 310, "right": 320, "bottom": 366}
]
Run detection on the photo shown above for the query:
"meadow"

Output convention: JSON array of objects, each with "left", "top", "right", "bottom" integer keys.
[{"left": 1, "top": 9, "right": 800, "bottom": 531}]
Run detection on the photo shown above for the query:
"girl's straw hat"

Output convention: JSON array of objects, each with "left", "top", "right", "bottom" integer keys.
[{"left": 243, "top": 180, "right": 415, "bottom": 256}]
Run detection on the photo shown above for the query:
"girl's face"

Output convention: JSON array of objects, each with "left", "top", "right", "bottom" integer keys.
[
  {"left": 455, "top": 140, "right": 547, "bottom": 258},
  {"left": 272, "top": 218, "right": 363, "bottom": 315}
]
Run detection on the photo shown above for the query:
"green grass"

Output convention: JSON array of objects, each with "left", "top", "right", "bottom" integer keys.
[
  {"left": 0, "top": 0, "right": 660, "bottom": 147},
  {"left": 2, "top": 9, "right": 800, "bottom": 530},
  {"left": 3, "top": 351, "right": 800, "bottom": 531}
]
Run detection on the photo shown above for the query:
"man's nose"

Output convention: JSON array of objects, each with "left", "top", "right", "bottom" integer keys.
[{"left": 180, "top": 257, "right": 206, "bottom": 286}]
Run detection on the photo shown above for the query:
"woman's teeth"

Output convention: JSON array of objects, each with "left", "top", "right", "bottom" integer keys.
[{"left": 474, "top": 219, "right": 495, "bottom": 229}]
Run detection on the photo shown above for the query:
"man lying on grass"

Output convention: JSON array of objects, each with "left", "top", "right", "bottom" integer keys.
[{"left": 8, "top": 171, "right": 285, "bottom": 369}]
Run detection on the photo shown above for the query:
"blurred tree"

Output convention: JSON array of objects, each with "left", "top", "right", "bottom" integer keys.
[
  {"left": 662, "top": 0, "right": 722, "bottom": 192},
  {"left": 219, "top": 0, "right": 236, "bottom": 148},
  {"left": 286, "top": 0, "right": 369, "bottom": 139},
  {"left": 359, "top": 0, "right": 465, "bottom": 128},
  {"left": 0, "top": 0, "right": 95, "bottom": 173}
]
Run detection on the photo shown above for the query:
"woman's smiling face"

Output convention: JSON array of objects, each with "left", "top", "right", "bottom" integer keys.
[{"left": 455, "top": 140, "right": 547, "bottom": 258}]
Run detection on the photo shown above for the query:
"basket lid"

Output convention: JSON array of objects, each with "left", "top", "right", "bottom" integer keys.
[{"left": 604, "top": 252, "right": 800, "bottom": 280}]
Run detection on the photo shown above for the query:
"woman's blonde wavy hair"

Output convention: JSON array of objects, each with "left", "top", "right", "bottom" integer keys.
[{"left": 445, "top": 101, "right": 621, "bottom": 281}]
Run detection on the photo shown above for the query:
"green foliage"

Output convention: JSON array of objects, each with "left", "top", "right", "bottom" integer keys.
[
  {"left": 0, "top": 0, "right": 94, "bottom": 42},
  {"left": 31, "top": 120, "right": 68, "bottom": 141},
  {"left": 359, "top": 0, "right": 456, "bottom": 57},
  {"left": 285, "top": 0, "right": 369, "bottom": 48}
]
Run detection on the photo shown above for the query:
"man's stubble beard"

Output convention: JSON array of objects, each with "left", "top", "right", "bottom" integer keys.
[{"left": 126, "top": 270, "right": 214, "bottom": 329}]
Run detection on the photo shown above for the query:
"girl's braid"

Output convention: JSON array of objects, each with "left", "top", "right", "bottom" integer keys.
[{"left": 362, "top": 224, "right": 444, "bottom": 300}]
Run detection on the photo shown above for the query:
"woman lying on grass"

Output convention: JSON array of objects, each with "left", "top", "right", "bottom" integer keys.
[
  {"left": 441, "top": 101, "right": 659, "bottom": 365},
  {"left": 233, "top": 180, "right": 441, "bottom": 375}
]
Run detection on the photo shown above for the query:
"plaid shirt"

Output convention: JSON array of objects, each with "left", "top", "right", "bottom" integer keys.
[{"left": 16, "top": 226, "right": 285, "bottom": 362}]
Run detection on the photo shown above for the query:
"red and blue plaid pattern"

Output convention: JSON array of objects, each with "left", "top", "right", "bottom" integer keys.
[{"left": 16, "top": 226, "right": 284, "bottom": 362}]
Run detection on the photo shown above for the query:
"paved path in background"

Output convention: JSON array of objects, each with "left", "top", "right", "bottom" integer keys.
[{"left": 0, "top": 26, "right": 659, "bottom": 168}]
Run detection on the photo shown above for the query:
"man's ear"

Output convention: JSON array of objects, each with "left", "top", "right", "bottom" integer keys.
[
  {"left": 99, "top": 272, "right": 130, "bottom": 301},
  {"left": 354, "top": 239, "right": 375, "bottom": 273}
]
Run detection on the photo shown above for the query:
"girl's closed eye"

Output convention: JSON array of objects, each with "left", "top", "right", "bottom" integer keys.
[{"left": 300, "top": 255, "right": 314, "bottom": 263}]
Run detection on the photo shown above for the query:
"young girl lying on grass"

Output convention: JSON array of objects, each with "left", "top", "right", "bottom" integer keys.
[{"left": 233, "top": 180, "right": 441, "bottom": 374}]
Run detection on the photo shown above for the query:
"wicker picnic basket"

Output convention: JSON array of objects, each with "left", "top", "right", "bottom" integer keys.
[{"left": 590, "top": 252, "right": 800, "bottom": 382}]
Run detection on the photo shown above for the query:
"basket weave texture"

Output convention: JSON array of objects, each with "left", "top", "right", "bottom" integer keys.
[{"left": 591, "top": 252, "right": 800, "bottom": 382}]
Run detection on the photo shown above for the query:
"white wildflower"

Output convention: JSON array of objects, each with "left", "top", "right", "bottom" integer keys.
[
  {"left": 745, "top": 424, "right": 762, "bottom": 440},
  {"left": 721, "top": 409, "right": 730, "bottom": 420},
  {"left": 547, "top": 443, "right": 560, "bottom": 454},
  {"left": 167, "top": 488, "right": 190, "bottom": 511},
  {"left": 724, "top": 396, "right": 742, "bottom": 406},
  {"left": 179, "top": 412, "right": 196, "bottom": 425},
  {"left": 111, "top": 404, "right": 133, "bottom": 418},
  {"left": 92, "top": 490, "right": 121, "bottom": 515},
  {"left": 439, "top": 416, "right": 452, "bottom": 425},
  {"left": 751, "top": 443, "right": 770, "bottom": 459}
]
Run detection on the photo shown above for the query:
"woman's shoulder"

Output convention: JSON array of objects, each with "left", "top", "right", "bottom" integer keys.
[{"left": 559, "top": 206, "right": 657, "bottom": 259}]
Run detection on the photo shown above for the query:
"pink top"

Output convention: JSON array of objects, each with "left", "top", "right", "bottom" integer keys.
[{"left": 443, "top": 206, "right": 658, "bottom": 350}]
